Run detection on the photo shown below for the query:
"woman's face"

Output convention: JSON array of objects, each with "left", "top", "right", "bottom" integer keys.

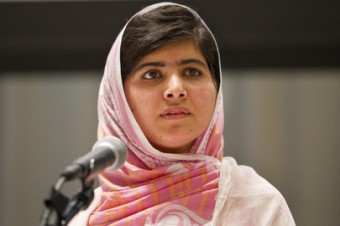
[{"left": 124, "top": 40, "right": 217, "bottom": 153}]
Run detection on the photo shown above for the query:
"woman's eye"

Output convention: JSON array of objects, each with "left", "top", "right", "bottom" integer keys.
[
  {"left": 143, "top": 70, "right": 161, "bottom": 79},
  {"left": 184, "top": 68, "right": 202, "bottom": 77}
]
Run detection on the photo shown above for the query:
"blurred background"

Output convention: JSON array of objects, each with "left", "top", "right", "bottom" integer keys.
[{"left": 0, "top": 0, "right": 339, "bottom": 225}]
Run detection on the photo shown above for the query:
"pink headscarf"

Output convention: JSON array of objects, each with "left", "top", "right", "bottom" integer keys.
[{"left": 89, "top": 2, "right": 224, "bottom": 225}]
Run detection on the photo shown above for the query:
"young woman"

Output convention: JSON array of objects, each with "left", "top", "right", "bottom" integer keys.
[{"left": 70, "top": 2, "right": 295, "bottom": 225}]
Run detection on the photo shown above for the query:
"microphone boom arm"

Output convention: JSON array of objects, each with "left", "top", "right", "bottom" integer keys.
[
  {"left": 40, "top": 175, "right": 95, "bottom": 226},
  {"left": 40, "top": 136, "right": 126, "bottom": 225}
]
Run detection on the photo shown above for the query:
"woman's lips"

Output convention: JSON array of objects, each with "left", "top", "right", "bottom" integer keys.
[{"left": 160, "top": 107, "right": 190, "bottom": 119}]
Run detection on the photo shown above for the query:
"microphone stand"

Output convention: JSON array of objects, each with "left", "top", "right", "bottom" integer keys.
[{"left": 40, "top": 176, "right": 94, "bottom": 226}]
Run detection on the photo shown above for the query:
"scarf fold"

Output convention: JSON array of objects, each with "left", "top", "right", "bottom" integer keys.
[{"left": 89, "top": 2, "right": 224, "bottom": 225}]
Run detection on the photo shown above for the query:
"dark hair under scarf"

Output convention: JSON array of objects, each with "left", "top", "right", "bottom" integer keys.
[{"left": 120, "top": 4, "right": 220, "bottom": 88}]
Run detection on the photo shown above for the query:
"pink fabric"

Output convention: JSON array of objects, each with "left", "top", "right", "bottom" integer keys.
[
  {"left": 89, "top": 2, "right": 224, "bottom": 225},
  {"left": 86, "top": 2, "right": 296, "bottom": 226}
]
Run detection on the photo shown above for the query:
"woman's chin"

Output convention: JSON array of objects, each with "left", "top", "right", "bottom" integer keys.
[{"left": 151, "top": 140, "right": 194, "bottom": 154}]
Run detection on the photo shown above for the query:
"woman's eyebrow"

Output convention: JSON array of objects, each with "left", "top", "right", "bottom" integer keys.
[
  {"left": 133, "top": 58, "right": 207, "bottom": 72},
  {"left": 178, "top": 58, "right": 207, "bottom": 67},
  {"left": 134, "top": 61, "right": 165, "bottom": 71}
]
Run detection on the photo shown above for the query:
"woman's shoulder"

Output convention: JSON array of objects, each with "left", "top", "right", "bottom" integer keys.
[
  {"left": 222, "top": 157, "right": 281, "bottom": 197},
  {"left": 220, "top": 157, "right": 295, "bottom": 225}
]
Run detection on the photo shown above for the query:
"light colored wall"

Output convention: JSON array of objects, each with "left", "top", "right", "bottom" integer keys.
[
  {"left": 0, "top": 72, "right": 100, "bottom": 226},
  {"left": 222, "top": 69, "right": 340, "bottom": 226},
  {"left": 0, "top": 69, "right": 339, "bottom": 225}
]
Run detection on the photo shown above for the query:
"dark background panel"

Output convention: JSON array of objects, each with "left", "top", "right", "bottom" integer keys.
[{"left": 0, "top": 0, "right": 339, "bottom": 72}]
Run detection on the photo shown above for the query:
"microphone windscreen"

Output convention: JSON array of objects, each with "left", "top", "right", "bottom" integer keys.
[{"left": 92, "top": 136, "right": 127, "bottom": 171}]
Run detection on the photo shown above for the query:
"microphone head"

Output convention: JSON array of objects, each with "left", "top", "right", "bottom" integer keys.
[{"left": 92, "top": 136, "right": 127, "bottom": 171}]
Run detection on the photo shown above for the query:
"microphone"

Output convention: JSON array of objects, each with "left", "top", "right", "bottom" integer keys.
[{"left": 61, "top": 136, "right": 127, "bottom": 181}]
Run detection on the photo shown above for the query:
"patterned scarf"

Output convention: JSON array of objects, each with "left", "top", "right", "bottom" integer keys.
[{"left": 89, "top": 2, "right": 224, "bottom": 225}]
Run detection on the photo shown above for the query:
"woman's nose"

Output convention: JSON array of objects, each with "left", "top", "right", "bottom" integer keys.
[{"left": 163, "top": 74, "right": 187, "bottom": 100}]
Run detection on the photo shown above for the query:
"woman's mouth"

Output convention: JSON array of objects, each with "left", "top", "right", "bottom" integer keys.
[{"left": 160, "top": 108, "right": 190, "bottom": 119}]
